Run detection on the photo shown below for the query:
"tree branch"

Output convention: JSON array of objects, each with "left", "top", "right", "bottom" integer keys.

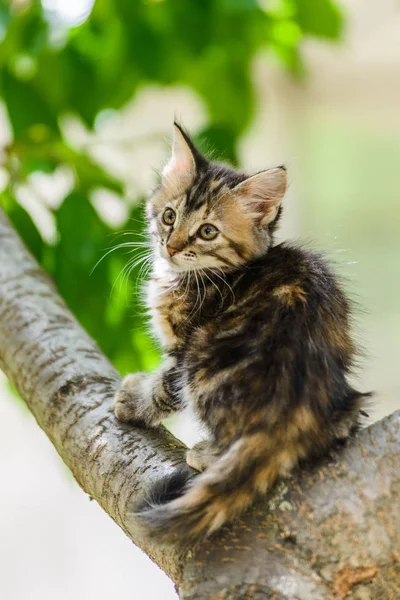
[{"left": 0, "top": 208, "right": 398, "bottom": 599}]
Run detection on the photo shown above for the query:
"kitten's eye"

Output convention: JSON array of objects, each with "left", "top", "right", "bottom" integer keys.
[
  {"left": 162, "top": 208, "right": 176, "bottom": 226},
  {"left": 198, "top": 224, "right": 219, "bottom": 241}
]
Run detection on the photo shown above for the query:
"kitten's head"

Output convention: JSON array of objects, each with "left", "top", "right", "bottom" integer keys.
[{"left": 148, "top": 123, "right": 287, "bottom": 273}]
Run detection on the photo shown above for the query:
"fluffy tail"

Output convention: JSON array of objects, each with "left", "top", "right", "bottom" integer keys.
[{"left": 136, "top": 432, "right": 279, "bottom": 544}]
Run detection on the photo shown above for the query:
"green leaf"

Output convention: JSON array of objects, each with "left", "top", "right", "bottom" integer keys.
[
  {"left": 0, "top": 4, "right": 10, "bottom": 44},
  {"left": 295, "top": 0, "right": 343, "bottom": 39},
  {"left": 53, "top": 193, "right": 158, "bottom": 372},
  {"left": 1, "top": 69, "right": 59, "bottom": 137},
  {"left": 219, "top": 0, "right": 259, "bottom": 13},
  {"left": 1, "top": 188, "right": 45, "bottom": 262}
]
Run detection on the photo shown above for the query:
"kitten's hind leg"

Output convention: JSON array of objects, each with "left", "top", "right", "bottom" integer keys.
[
  {"left": 332, "top": 392, "right": 369, "bottom": 442},
  {"left": 186, "top": 440, "right": 220, "bottom": 472}
]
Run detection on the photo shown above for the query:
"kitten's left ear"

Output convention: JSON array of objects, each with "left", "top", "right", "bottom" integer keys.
[
  {"left": 234, "top": 167, "right": 287, "bottom": 226},
  {"left": 162, "top": 123, "right": 197, "bottom": 191}
]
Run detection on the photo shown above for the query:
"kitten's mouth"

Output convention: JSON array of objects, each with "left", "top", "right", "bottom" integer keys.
[
  {"left": 160, "top": 247, "right": 192, "bottom": 272},
  {"left": 163, "top": 253, "right": 188, "bottom": 272},
  {"left": 159, "top": 245, "right": 203, "bottom": 274}
]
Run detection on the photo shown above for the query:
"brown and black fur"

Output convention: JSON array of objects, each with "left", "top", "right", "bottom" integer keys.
[{"left": 114, "top": 123, "right": 368, "bottom": 544}]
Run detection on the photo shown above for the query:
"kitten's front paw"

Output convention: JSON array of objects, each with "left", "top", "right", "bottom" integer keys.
[
  {"left": 114, "top": 373, "right": 148, "bottom": 425},
  {"left": 186, "top": 440, "right": 218, "bottom": 472}
]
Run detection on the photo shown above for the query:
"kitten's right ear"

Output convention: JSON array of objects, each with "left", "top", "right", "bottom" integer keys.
[
  {"left": 234, "top": 167, "right": 287, "bottom": 226},
  {"left": 162, "top": 123, "right": 197, "bottom": 191}
]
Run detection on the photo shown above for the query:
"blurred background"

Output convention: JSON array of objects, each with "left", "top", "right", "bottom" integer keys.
[{"left": 0, "top": 0, "right": 399, "bottom": 598}]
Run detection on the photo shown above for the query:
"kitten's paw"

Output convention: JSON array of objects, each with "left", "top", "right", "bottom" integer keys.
[{"left": 114, "top": 373, "right": 148, "bottom": 425}]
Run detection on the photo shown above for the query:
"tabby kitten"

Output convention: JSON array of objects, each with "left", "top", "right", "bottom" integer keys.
[{"left": 114, "top": 123, "right": 367, "bottom": 544}]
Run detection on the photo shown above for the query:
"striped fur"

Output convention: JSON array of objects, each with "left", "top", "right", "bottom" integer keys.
[{"left": 114, "top": 123, "right": 368, "bottom": 544}]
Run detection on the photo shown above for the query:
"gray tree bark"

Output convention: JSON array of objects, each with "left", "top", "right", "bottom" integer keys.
[{"left": 0, "top": 208, "right": 398, "bottom": 600}]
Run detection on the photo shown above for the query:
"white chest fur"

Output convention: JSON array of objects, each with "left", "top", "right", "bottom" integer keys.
[{"left": 146, "top": 258, "right": 182, "bottom": 349}]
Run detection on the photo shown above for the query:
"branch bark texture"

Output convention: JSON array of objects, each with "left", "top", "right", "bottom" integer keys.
[{"left": 0, "top": 209, "right": 398, "bottom": 599}]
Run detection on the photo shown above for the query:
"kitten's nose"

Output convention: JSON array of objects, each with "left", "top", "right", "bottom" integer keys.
[{"left": 167, "top": 245, "right": 179, "bottom": 257}]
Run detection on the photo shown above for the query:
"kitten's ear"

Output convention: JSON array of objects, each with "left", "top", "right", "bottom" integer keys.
[
  {"left": 234, "top": 167, "right": 287, "bottom": 226},
  {"left": 162, "top": 123, "right": 196, "bottom": 190}
]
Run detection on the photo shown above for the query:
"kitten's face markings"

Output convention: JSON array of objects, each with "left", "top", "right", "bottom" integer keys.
[
  {"left": 148, "top": 123, "right": 287, "bottom": 273},
  {"left": 157, "top": 199, "right": 224, "bottom": 271}
]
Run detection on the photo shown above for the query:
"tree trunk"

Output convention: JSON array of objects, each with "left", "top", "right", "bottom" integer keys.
[{"left": 0, "top": 208, "right": 398, "bottom": 600}]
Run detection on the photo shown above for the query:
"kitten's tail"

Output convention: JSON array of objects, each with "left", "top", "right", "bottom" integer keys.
[{"left": 136, "top": 432, "right": 280, "bottom": 544}]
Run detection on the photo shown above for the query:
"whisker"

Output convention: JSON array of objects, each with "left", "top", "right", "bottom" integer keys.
[
  {"left": 125, "top": 215, "right": 147, "bottom": 228},
  {"left": 91, "top": 241, "right": 151, "bottom": 274},
  {"left": 197, "top": 269, "right": 207, "bottom": 312},
  {"left": 111, "top": 251, "right": 151, "bottom": 294},
  {"left": 189, "top": 268, "right": 200, "bottom": 318},
  {"left": 174, "top": 269, "right": 190, "bottom": 301},
  {"left": 212, "top": 267, "right": 236, "bottom": 303},
  {"left": 201, "top": 269, "right": 224, "bottom": 304},
  {"left": 135, "top": 255, "right": 153, "bottom": 297},
  {"left": 123, "top": 256, "right": 152, "bottom": 297},
  {"left": 115, "top": 231, "right": 150, "bottom": 240}
]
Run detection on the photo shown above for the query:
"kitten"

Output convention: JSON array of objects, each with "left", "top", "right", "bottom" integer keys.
[{"left": 114, "top": 123, "right": 368, "bottom": 544}]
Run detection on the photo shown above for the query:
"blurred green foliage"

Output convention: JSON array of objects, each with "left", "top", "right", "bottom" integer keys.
[{"left": 0, "top": 0, "right": 343, "bottom": 374}]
